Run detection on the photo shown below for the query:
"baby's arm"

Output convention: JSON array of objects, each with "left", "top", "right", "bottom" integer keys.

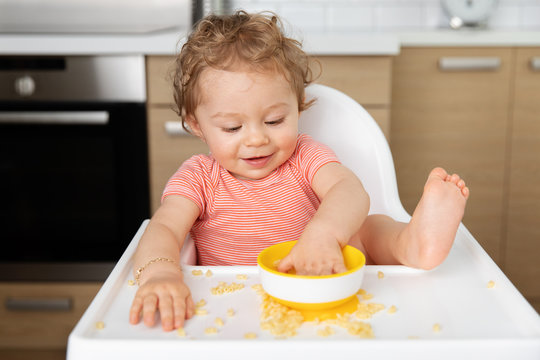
[
  {"left": 278, "top": 162, "right": 370, "bottom": 275},
  {"left": 129, "top": 195, "right": 200, "bottom": 331}
]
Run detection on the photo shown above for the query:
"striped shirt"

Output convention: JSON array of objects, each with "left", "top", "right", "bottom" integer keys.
[{"left": 162, "top": 134, "right": 339, "bottom": 265}]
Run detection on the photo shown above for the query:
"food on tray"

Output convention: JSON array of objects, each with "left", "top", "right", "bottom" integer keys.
[
  {"left": 214, "top": 317, "right": 224, "bottom": 327},
  {"left": 354, "top": 301, "right": 385, "bottom": 320},
  {"left": 387, "top": 305, "right": 397, "bottom": 314},
  {"left": 252, "top": 283, "right": 380, "bottom": 339},
  {"left": 205, "top": 269, "right": 213, "bottom": 277},
  {"left": 95, "top": 321, "right": 105, "bottom": 330},
  {"left": 377, "top": 271, "right": 385, "bottom": 279},
  {"left": 226, "top": 308, "right": 235, "bottom": 317},
  {"left": 177, "top": 327, "right": 186, "bottom": 337},
  {"left": 433, "top": 323, "right": 441, "bottom": 332},
  {"left": 487, "top": 280, "right": 495, "bottom": 288},
  {"left": 191, "top": 269, "right": 203, "bottom": 276},
  {"left": 127, "top": 279, "right": 135, "bottom": 286},
  {"left": 195, "top": 308, "right": 208, "bottom": 315},
  {"left": 317, "top": 326, "right": 335, "bottom": 337},
  {"left": 236, "top": 274, "right": 248, "bottom": 280},
  {"left": 244, "top": 332, "right": 257, "bottom": 339},
  {"left": 204, "top": 326, "right": 218, "bottom": 334},
  {"left": 196, "top": 299, "right": 206, "bottom": 308},
  {"left": 211, "top": 281, "right": 245, "bottom": 295}
]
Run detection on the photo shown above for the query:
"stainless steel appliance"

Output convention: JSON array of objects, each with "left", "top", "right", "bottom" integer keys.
[{"left": 0, "top": 55, "right": 149, "bottom": 281}]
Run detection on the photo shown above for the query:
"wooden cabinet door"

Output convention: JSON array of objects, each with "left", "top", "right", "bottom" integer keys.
[
  {"left": 390, "top": 47, "right": 514, "bottom": 264},
  {"left": 505, "top": 48, "right": 540, "bottom": 309}
]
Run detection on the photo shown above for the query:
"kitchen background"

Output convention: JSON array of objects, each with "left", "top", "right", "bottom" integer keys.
[{"left": 1, "top": 0, "right": 539, "bottom": 359}]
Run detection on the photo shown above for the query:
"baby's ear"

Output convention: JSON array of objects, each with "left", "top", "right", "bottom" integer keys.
[{"left": 185, "top": 114, "right": 204, "bottom": 140}]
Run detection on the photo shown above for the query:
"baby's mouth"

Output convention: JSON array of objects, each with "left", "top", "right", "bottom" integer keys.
[{"left": 242, "top": 155, "right": 272, "bottom": 168}]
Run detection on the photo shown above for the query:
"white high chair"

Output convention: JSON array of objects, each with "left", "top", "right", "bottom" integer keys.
[
  {"left": 67, "top": 84, "right": 540, "bottom": 360},
  {"left": 179, "top": 83, "right": 410, "bottom": 265}
]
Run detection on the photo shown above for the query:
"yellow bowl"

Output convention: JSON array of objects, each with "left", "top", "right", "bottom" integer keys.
[{"left": 257, "top": 241, "right": 366, "bottom": 311}]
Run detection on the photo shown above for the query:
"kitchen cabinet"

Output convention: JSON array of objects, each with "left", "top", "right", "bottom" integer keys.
[
  {"left": 390, "top": 47, "right": 539, "bottom": 313},
  {"left": 0, "top": 282, "right": 101, "bottom": 360},
  {"left": 146, "top": 55, "right": 393, "bottom": 213},
  {"left": 505, "top": 48, "right": 540, "bottom": 312}
]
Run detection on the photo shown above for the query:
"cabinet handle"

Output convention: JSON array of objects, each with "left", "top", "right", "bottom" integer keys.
[
  {"left": 531, "top": 57, "right": 540, "bottom": 71},
  {"left": 0, "top": 111, "right": 109, "bottom": 125},
  {"left": 164, "top": 121, "right": 191, "bottom": 136},
  {"left": 439, "top": 57, "right": 501, "bottom": 71},
  {"left": 5, "top": 297, "right": 72, "bottom": 311}
]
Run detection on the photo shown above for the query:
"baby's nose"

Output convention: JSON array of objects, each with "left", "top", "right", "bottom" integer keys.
[{"left": 245, "top": 127, "right": 269, "bottom": 146}]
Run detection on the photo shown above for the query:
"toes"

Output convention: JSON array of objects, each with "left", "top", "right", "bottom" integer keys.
[
  {"left": 461, "top": 186, "right": 470, "bottom": 199},
  {"left": 430, "top": 167, "right": 448, "bottom": 180},
  {"left": 448, "top": 173, "right": 461, "bottom": 185}
]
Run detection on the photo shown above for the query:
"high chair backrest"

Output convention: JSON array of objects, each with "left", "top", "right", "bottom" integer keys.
[{"left": 300, "top": 84, "right": 410, "bottom": 222}]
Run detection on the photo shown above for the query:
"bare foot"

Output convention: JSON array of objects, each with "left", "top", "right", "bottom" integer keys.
[{"left": 398, "top": 167, "right": 469, "bottom": 269}]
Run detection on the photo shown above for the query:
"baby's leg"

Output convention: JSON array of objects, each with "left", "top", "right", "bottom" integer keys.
[{"left": 349, "top": 167, "right": 469, "bottom": 269}]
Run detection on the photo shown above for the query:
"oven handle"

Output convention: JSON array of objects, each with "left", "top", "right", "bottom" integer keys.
[
  {"left": 5, "top": 296, "right": 72, "bottom": 311},
  {"left": 0, "top": 111, "right": 109, "bottom": 125}
]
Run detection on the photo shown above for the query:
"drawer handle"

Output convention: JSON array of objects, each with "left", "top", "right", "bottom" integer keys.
[
  {"left": 5, "top": 297, "right": 72, "bottom": 311},
  {"left": 439, "top": 57, "right": 501, "bottom": 71},
  {"left": 531, "top": 57, "right": 540, "bottom": 71},
  {"left": 0, "top": 111, "right": 109, "bottom": 125},
  {"left": 164, "top": 121, "right": 191, "bottom": 136}
]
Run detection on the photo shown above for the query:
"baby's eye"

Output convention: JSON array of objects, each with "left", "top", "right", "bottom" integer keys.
[
  {"left": 265, "top": 118, "right": 284, "bottom": 126},
  {"left": 223, "top": 126, "right": 241, "bottom": 133}
]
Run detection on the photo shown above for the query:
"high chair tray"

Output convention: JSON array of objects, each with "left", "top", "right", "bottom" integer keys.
[{"left": 68, "top": 220, "right": 540, "bottom": 360}]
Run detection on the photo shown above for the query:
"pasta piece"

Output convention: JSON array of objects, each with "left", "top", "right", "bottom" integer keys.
[
  {"left": 487, "top": 280, "right": 495, "bottom": 288},
  {"left": 377, "top": 271, "right": 385, "bottom": 279},
  {"left": 177, "top": 328, "right": 186, "bottom": 337},
  {"left": 387, "top": 305, "right": 397, "bottom": 314},
  {"left": 195, "top": 299, "right": 207, "bottom": 308},
  {"left": 226, "top": 308, "right": 235, "bottom": 317},
  {"left": 191, "top": 269, "right": 203, "bottom": 276},
  {"left": 95, "top": 321, "right": 105, "bottom": 330},
  {"left": 433, "top": 323, "right": 441, "bottom": 333},
  {"left": 127, "top": 279, "right": 135, "bottom": 286},
  {"left": 195, "top": 308, "right": 208, "bottom": 316},
  {"left": 236, "top": 274, "right": 248, "bottom": 281},
  {"left": 211, "top": 281, "right": 244, "bottom": 295},
  {"left": 317, "top": 326, "right": 334, "bottom": 337},
  {"left": 204, "top": 327, "right": 218, "bottom": 335},
  {"left": 215, "top": 317, "right": 224, "bottom": 327},
  {"left": 205, "top": 269, "right": 213, "bottom": 277},
  {"left": 244, "top": 332, "right": 257, "bottom": 339}
]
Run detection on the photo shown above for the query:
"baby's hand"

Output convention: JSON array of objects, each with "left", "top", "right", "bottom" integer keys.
[
  {"left": 277, "top": 237, "right": 347, "bottom": 276},
  {"left": 129, "top": 270, "right": 194, "bottom": 331}
]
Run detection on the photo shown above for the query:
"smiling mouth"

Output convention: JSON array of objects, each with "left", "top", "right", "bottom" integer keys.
[{"left": 243, "top": 155, "right": 272, "bottom": 168}]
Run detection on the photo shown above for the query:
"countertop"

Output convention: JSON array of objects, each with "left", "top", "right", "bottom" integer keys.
[{"left": 1, "top": 29, "right": 540, "bottom": 56}]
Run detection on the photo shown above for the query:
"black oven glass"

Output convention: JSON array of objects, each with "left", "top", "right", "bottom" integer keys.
[{"left": 0, "top": 102, "right": 149, "bottom": 280}]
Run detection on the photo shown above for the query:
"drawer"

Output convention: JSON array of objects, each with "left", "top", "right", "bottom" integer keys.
[
  {"left": 0, "top": 282, "right": 101, "bottom": 349},
  {"left": 147, "top": 107, "right": 209, "bottom": 213},
  {"left": 314, "top": 56, "right": 392, "bottom": 106}
]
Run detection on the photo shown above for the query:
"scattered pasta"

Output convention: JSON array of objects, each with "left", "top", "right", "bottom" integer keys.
[
  {"left": 195, "top": 299, "right": 207, "bottom": 308},
  {"left": 211, "top": 281, "right": 245, "bottom": 295},
  {"left": 226, "top": 308, "right": 235, "bottom": 317},
  {"left": 177, "top": 327, "right": 186, "bottom": 337},
  {"left": 387, "top": 305, "right": 397, "bottom": 314},
  {"left": 195, "top": 308, "right": 208, "bottom": 316},
  {"left": 205, "top": 269, "right": 213, "bottom": 277},
  {"left": 433, "top": 323, "right": 441, "bottom": 333},
  {"left": 355, "top": 301, "right": 385, "bottom": 320},
  {"left": 317, "top": 326, "right": 335, "bottom": 337},
  {"left": 215, "top": 317, "right": 224, "bottom": 327},
  {"left": 204, "top": 327, "right": 218, "bottom": 335},
  {"left": 377, "top": 271, "right": 385, "bottom": 279},
  {"left": 127, "top": 279, "right": 135, "bottom": 286},
  {"left": 95, "top": 321, "right": 105, "bottom": 330},
  {"left": 244, "top": 332, "right": 257, "bottom": 339},
  {"left": 191, "top": 269, "right": 203, "bottom": 276},
  {"left": 236, "top": 274, "right": 248, "bottom": 281},
  {"left": 487, "top": 280, "right": 495, "bottom": 288}
]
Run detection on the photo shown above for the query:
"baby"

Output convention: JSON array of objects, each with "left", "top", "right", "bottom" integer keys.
[{"left": 129, "top": 11, "right": 469, "bottom": 331}]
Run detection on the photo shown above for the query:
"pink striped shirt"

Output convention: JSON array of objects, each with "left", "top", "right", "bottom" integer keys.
[{"left": 162, "top": 134, "right": 339, "bottom": 265}]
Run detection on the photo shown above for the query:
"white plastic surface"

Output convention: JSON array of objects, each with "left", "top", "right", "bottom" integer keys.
[
  {"left": 68, "top": 221, "right": 540, "bottom": 360},
  {"left": 68, "top": 85, "right": 540, "bottom": 358}
]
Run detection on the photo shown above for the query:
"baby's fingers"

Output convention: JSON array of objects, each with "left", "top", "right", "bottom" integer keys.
[
  {"left": 276, "top": 255, "right": 294, "bottom": 274},
  {"left": 142, "top": 293, "right": 158, "bottom": 327},
  {"left": 129, "top": 296, "right": 143, "bottom": 325},
  {"left": 172, "top": 295, "right": 188, "bottom": 329},
  {"left": 332, "top": 260, "right": 348, "bottom": 275}
]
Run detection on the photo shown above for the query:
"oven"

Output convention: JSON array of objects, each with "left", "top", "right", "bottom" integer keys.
[{"left": 0, "top": 55, "right": 149, "bottom": 281}]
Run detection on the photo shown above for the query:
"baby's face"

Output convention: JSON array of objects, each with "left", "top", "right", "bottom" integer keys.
[{"left": 189, "top": 67, "right": 299, "bottom": 180}]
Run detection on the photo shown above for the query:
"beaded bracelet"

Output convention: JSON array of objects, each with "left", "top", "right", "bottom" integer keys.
[{"left": 135, "top": 257, "right": 175, "bottom": 285}]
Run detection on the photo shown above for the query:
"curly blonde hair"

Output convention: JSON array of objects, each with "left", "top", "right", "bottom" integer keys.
[{"left": 172, "top": 10, "right": 316, "bottom": 131}]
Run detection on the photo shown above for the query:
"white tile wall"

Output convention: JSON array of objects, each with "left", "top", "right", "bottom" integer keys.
[{"left": 229, "top": 0, "right": 540, "bottom": 33}]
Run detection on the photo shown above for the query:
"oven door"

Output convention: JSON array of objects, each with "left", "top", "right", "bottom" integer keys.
[{"left": 0, "top": 101, "right": 149, "bottom": 281}]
